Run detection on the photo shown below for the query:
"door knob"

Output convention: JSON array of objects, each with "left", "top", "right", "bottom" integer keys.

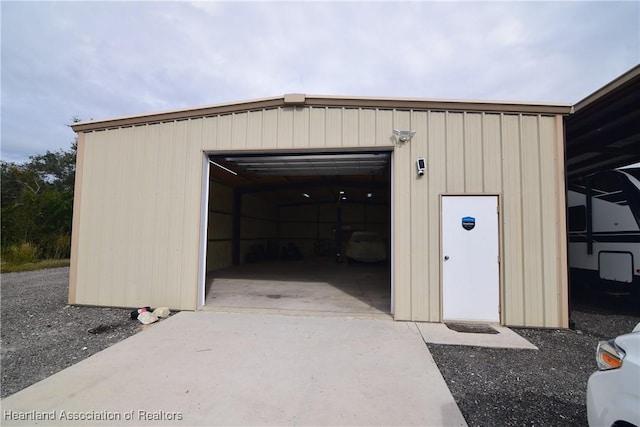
[{"left": 444, "top": 255, "right": 450, "bottom": 261}]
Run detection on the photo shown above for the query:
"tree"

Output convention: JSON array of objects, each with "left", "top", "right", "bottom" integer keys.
[{"left": 1, "top": 142, "right": 77, "bottom": 260}]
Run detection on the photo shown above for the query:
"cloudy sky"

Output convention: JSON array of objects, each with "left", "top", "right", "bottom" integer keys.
[{"left": 1, "top": 1, "right": 638, "bottom": 163}]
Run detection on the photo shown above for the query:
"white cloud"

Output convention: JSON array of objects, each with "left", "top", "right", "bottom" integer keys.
[{"left": 1, "top": 1, "right": 638, "bottom": 163}]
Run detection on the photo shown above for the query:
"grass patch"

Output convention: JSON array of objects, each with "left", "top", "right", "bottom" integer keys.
[
  {"left": 2, "top": 242, "right": 40, "bottom": 265},
  {"left": 1, "top": 259, "right": 70, "bottom": 273}
]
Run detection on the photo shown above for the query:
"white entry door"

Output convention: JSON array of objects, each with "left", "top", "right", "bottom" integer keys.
[{"left": 442, "top": 196, "right": 500, "bottom": 322}]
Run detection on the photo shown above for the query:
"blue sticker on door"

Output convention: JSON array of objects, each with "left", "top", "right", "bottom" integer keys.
[{"left": 462, "top": 216, "right": 476, "bottom": 230}]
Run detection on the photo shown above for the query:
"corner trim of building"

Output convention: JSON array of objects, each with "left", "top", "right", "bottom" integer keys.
[{"left": 68, "top": 133, "right": 85, "bottom": 304}]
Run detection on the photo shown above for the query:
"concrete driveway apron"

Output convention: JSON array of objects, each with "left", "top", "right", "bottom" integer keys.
[{"left": 1, "top": 311, "right": 467, "bottom": 426}]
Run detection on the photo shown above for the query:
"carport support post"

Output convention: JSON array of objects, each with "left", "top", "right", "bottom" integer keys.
[
  {"left": 232, "top": 190, "right": 242, "bottom": 265},
  {"left": 586, "top": 176, "right": 593, "bottom": 255}
]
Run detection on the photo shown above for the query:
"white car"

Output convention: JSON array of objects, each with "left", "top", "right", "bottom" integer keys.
[
  {"left": 345, "top": 232, "right": 386, "bottom": 263},
  {"left": 587, "top": 322, "right": 640, "bottom": 427}
]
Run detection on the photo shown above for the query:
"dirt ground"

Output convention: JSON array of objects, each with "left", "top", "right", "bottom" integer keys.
[{"left": 2, "top": 267, "right": 639, "bottom": 426}]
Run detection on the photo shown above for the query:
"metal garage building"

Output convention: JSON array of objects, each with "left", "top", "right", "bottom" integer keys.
[{"left": 70, "top": 94, "right": 573, "bottom": 328}]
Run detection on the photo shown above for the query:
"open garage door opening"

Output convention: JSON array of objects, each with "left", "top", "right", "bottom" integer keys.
[{"left": 202, "top": 150, "right": 392, "bottom": 315}]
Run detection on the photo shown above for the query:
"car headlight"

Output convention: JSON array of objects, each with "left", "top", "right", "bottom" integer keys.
[{"left": 595, "top": 339, "right": 625, "bottom": 370}]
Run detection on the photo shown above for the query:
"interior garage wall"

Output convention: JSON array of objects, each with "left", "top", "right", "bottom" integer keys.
[
  {"left": 278, "top": 205, "right": 319, "bottom": 257},
  {"left": 238, "top": 193, "right": 277, "bottom": 263},
  {"left": 206, "top": 181, "right": 278, "bottom": 270},
  {"left": 278, "top": 203, "right": 390, "bottom": 258},
  {"left": 207, "top": 181, "right": 233, "bottom": 271}
]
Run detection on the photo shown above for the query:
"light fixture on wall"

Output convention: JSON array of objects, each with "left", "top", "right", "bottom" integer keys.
[{"left": 393, "top": 129, "right": 416, "bottom": 143}]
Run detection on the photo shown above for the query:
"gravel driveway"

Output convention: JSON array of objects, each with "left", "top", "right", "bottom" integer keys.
[
  {"left": 1, "top": 268, "right": 141, "bottom": 398},
  {"left": 429, "top": 293, "right": 640, "bottom": 426},
  {"left": 2, "top": 268, "right": 639, "bottom": 426}
]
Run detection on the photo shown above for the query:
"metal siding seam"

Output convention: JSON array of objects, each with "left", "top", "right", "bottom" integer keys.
[
  {"left": 186, "top": 120, "right": 204, "bottom": 310},
  {"left": 536, "top": 115, "right": 547, "bottom": 326},
  {"left": 462, "top": 112, "right": 467, "bottom": 192},
  {"left": 481, "top": 113, "right": 486, "bottom": 192},
  {"left": 429, "top": 111, "right": 447, "bottom": 322},
  {"left": 410, "top": 110, "right": 427, "bottom": 320},
  {"left": 393, "top": 135, "right": 412, "bottom": 319},
  {"left": 539, "top": 116, "right": 560, "bottom": 327},
  {"left": 517, "top": 114, "right": 528, "bottom": 326},
  {"left": 556, "top": 115, "right": 570, "bottom": 328},
  {"left": 502, "top": 113, "right": 525, "bottom": 326}
]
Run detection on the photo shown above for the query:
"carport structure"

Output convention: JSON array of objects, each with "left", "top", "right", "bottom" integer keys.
[
  {"left": 564, "top": 65, "right": 640, "bottom": 298},
  {"left": 70, "top": 94, "right": 572, "bottom": 327},
  {"left": 566, "top": 64, "right": 640, "bottom": 179}
]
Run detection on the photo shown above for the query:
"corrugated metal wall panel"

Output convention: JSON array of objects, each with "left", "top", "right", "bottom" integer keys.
[
  {"left": 482, "top": 114, "right": 503, "bottom": 193},
  {"left": 216, "top": 114, "right": 233, "bottom": 149},
  {"left": 247, "top": 110, "right": 264, "bottom": 150},
  {"left": 309, "top": 108, "right": 326, "bottom": 147},
  {"left": 410, "top": 111, "right": 431, "bottom": 320},
  {"left": 427, "top": 112, "right": 448, "bottom": 321},
  {"left": 343, "top": 108, "right": 359, "bottom": 146},
  {"left": 262, "top": 109, "right": 279, "bottom": 149},
  {"left": 72, "top": 103, "right": 568, "bottom": 327},
  {"left": 232, "top": 113, "right": 248, "bottom": 149},
  {"left": 446, "top": 112, "right": 465, "bottom": 193},
  {"left": 73, "top": 121, "right": 203, "bottom": 310},
  {"left": 293, "top": 107, "right": 310, "bottom": 148},
  {"left": 359, "top": 109, "right": 376, "bottom": 146},
  {"left": 326, "top": 108, "right": 343, "bottom": 147},
  {"left": 207, "top": 242, "right": 232, "bottom": 271},
  {"left": 75, "top": 131, "right": 107, "bottom": 305},
  {"left": 501, "top": 114, "right": 525, "bottom": 326},
  {"left": 392, "top": 110, "right": 412, "bottom": 319},
  {"left": 520, "top": 115, "right": 544, "bottom": 325},
  {"left": 376, "top": 110, "right": 394, "bottom": 147},
  {"left": 277, "top": 107, "right": 294, "bottom": 148},
  {"left": 202, "top": 116, "right": 219, "bottom": 150},
  {"left": 464, "top": 113, "right": 484, "bottom": 193},
  {"left": 539, "top": 116, "right": 563, "bottom": 326}
]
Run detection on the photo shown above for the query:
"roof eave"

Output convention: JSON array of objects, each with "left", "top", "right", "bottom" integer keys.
[
  {"left": 71, "top": 93, "right": 572, "bottom": 133},
  {"left": 573, "top": 64, "right": 640, "bottom": 114}
]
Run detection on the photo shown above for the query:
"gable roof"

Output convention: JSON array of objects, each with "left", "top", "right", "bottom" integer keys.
[{"left": 71, "top": 94, "right": 572, "bottom": 133}]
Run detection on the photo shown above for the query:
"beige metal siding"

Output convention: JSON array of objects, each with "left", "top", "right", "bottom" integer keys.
[
  {"left": 394, "top": 110, "right": 566, "bottom": 326},
  {"left": 410, "top": 111, "right": 431, "bottom": 319},
  {"left": 72, "top": 122, "right": 203, "bottom": 310},
  {"left": 392, "top": 110, "right": 413, "bottom": 320},
  {"left": 427, "top": 112, "right": 448, "bottom": 321},
  {"left": 71, "top": 103, "right": 568, "bottom": 327}
]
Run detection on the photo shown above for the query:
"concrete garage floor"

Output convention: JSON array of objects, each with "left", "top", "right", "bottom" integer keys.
[{"left": 205, "top": 257, "right": 391, "bottom": 316}]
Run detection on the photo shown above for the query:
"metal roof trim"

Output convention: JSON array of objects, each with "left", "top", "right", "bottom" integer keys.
[
  {"left": 573, "top": 64, "right": 640, "bottom": 114},
  {"left": 71, "top": 94, "right": 572, "bottom": 133}
]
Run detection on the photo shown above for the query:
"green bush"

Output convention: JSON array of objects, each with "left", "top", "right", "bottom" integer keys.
[
  {"left": 42, "top": 234, "right": 71, "bottom": 259},
  {"left": 2, "top": 242, "right": 40, "bottom": 265}
]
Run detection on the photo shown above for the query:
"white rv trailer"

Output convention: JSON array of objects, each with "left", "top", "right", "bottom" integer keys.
[{"left": 568, "top": 168, "right": 640, "bottom": 294}]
